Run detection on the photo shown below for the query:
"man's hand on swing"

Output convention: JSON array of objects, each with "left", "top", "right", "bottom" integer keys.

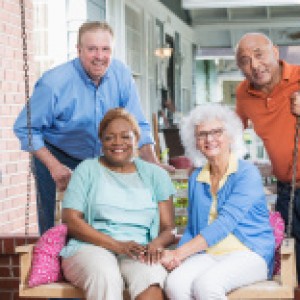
[{"left": 50, "top": 163, "right": 72, "bottom": 191}]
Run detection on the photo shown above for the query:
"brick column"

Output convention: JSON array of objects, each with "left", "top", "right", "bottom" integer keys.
[
  {"left": 0, "top": 0, "right": 38, "bottom": 233},
  {"left": 0, "top": 235, "right": 43, "bottom": 300}
]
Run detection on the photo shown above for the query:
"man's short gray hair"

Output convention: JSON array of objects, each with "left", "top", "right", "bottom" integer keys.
[
  {"left": 180, "top": 103, "right": 247, "bottom": 167},
  {"left": 77, "top": 21, "right": 114, "bottom": 45}
]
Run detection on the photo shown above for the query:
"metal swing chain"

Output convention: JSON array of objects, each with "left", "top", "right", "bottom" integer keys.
[
  {"left": 20, "top": 0, "right": 32, "bottom": 235},
  {"left": 19, "top": 1, "right": 50, "bottom": 235},
  {"left": 287, "top": 116, "right": 300, "bottom": 238}
]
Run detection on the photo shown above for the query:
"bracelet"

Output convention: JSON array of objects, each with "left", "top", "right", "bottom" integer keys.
[{"left": 171, "top": 228, "right": 178, "bottom": 236}]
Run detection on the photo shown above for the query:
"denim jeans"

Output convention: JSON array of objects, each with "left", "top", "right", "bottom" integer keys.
[{"left": 276, "top": 181, "right": 300, "bottom": 283}]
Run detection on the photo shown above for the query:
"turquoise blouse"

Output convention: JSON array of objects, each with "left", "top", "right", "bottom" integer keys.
[{"left": 60, "top": 157, "right": 176, "bottom": 258}]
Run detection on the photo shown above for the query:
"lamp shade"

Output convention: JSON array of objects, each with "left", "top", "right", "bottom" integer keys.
[{"left": 155, "top": 45, "right": 173, "bottom": 58}]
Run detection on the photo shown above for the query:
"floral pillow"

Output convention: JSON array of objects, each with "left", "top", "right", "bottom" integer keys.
[{"left": 28, "top": 224, "right": 68, "bottom": 287}]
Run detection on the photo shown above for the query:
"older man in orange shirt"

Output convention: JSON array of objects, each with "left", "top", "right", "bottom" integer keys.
[{"left": 235, "top": 32, "right": 300, "bottom": 282}]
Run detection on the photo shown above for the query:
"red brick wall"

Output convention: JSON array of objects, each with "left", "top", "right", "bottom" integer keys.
[
  {"left": 0, "top": 235, "right": 41, "bottom": 300},
  {"left": 0, "top": 0, "right": 38, "bottom": 233}
]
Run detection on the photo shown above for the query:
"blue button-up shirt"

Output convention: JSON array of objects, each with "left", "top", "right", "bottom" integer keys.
[{"left": 14, "top": 58, "right": 153, "bottom": 160}]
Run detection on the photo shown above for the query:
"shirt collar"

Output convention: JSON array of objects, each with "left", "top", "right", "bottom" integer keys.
[
  {"left": 246, "top": 60, "right": 291, "bottom": 95},
  {"left": 74, "top": 57, "right": 111, "bottom": 86},
  {"left": 197, "top": 153, "right": 238, "bottom": 184}
]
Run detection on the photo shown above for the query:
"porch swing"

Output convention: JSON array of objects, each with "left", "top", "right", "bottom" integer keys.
[{"left": 15, "top": 1, "right": 297, "bottom": 299}]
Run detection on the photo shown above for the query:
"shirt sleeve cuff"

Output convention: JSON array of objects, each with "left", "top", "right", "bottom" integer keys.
[
  {"left": 20, "top": 136, "right": 45, "bottom": 152},
  {"left": 138, "top": 133, "right": 154, "bottom": 148}
]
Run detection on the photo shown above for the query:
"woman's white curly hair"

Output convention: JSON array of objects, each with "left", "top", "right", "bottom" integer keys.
[{"left": 180, "top": 103, "right": 247, "bottom": 167}]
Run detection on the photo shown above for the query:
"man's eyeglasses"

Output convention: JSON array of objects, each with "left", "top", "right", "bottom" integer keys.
[{"left": 195, "top": 128, "right": 224, "bottom": 141}]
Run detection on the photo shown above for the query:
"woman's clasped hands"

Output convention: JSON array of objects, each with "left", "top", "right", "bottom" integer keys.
[
  {"left": 118, "top": 241, "right": 163, "bottom": 264},
  {"left": 117, "top": 240, "right": 181, "bottom": 270},
  {"left": 139, "top": 242, "right": 164, "bottom": 265},
  {"left": 140, "top": 246, "right": 182, "bottom": 270}
]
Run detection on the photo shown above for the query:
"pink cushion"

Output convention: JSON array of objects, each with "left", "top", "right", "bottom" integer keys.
[
  {"left": 269, "top": 211, "right": 285, "bottom": 275},
  {"left": 28, "top": 224, "right": 68, "bottom": 287}
]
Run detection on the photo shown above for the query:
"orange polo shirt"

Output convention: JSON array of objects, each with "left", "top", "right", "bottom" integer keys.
[{"left": 236, "top": 61, "right": 300, "bottom": 182}]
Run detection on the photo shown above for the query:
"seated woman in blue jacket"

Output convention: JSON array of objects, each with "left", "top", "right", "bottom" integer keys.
[
  {"left": 60, "top": 108, "right": 176, "bottom": 300},
  {"left": 162, "top": 103, "right": 275, "bottom": 300}
]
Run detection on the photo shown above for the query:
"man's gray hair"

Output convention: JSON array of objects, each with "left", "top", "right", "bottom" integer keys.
[{"left": 180, "top": 103, "right": 247, "bottom": 167}]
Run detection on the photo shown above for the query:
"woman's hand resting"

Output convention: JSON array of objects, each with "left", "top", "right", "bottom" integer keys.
[
  {"left": 116, "top": 241, "right": 146, "bottom": 259},
  {"left": 139, "top": 241, "right": 164, "bottom": 265},
  {"left": 160, "top": 249, "right": 181, "bottom": 271}
]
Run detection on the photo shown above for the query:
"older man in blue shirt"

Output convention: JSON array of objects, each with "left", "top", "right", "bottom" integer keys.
[{"left": 14, "top": 21, "right": 170, "bottom": 234}]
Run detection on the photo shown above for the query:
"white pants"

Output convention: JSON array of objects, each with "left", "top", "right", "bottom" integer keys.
[
  {"left": 165, "top": 250, "right": 268, "bottom": 300},
  {"left": 61, "top": 244, "right": 168, "bottom": 300}
]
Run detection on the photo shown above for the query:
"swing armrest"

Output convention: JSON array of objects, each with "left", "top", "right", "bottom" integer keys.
[
  {"left": 280, "top": 238, "right": 297, "bottom": 288},
  {"left": 15, "top": 244, "right": 34, "bottom": 288},
  {"left": 15, "top": 244, "right": 35, "bottom": 254},
  {"left": 280, "top": 238, "right": 294, "bottom": 254}
]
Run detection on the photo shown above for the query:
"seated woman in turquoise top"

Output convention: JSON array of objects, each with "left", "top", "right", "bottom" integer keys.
[
  {"left": 162, "top": 104, "right": 275, "bottom": 300},
  {"left": 60, "top": 108, "right": 176, "bottom": 300}
]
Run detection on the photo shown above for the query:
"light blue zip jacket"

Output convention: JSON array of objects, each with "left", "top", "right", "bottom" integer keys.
[{"left": 179, "top": 159, "right": 275, "bottom": 278}]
